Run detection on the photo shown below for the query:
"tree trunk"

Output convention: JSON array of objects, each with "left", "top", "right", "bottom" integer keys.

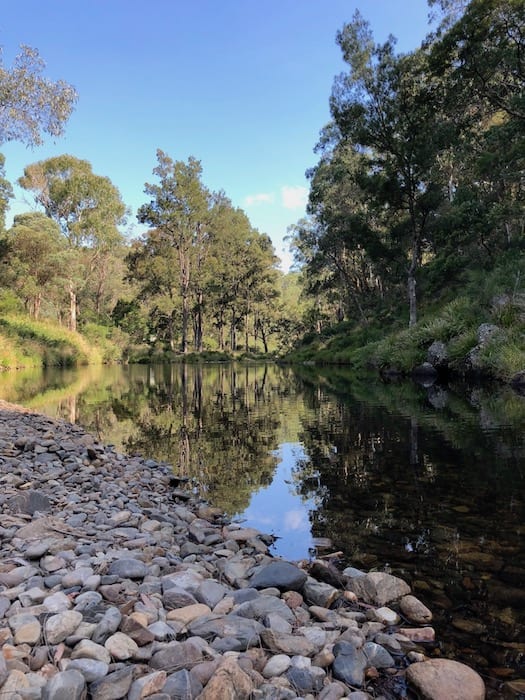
[
  {"left": 181, "top": 288, "right": 189, "bottom": 353},
  {"left": 245, "top": 311, "right": 249, "bottom": 353},
  {"left": 68, "top": 280, "right": 77, "bottom": 332},
  {"left": 230, "top": 309, "right": 236, "bottom": 350},
  {"left": 168, "top": 311, "right": 176, "bottom": 351},
  {"left": 218, "top": 308, "right": 224, "bottom": 351},
  {"left": 32, "top": 292, "right": 42, "bottom": 320},
  {"left": 259, "top": 320, "right": 269, "bottom": 353},
  {"left": 179, "top": 247, "right": 191, "bottom": 354},
  {"left": 408, "top": 270, "right": 417, "bottom": 328},
  {"left": 195, "top": 290, "right": 203, "bottom": 352}
]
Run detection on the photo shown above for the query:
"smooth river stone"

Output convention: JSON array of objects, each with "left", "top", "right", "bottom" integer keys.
[
  {"left": 107, "top": 558, "right": 150, "bottom": 579},
  {"left": 249, "top": 561, "right": 308, "bottom": 591},
  {"left": 406, "top": 659, "right": 485, "bottom": 700},
  {"left": 44, "top": 610, "right": 83, "bottom": 644},
  {"left": 104, "top": 632, "right": 139, "bottom": 660}
]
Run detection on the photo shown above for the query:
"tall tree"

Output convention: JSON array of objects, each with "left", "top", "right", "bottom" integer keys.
[
  {"left": 329, "top": 15, "right": 449, "bottom": 325},
  {"left": 126, "top": 228, "right": 182, "bottom": 350},
  {"left": 18, "top": 155, "right": 126, "bottom": 330},
  {"left": 0, "top": 213, "right": 68, "bottom": 319},
  {"left": 137, "top": 150, "right": 211, "bottom": 354},
  {"left": 0, "top": 45, "right": 77, "bottom": 147},
  {"left": 0, "top": 154, "right": 13, "bottom": 233}
]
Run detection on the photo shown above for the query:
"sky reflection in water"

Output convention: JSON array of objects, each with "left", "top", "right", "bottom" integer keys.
[{"left": 238, "top": 442, "right": 317, "bottom": 561}]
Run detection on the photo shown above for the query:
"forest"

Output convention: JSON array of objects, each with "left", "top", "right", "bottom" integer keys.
[{"left": 0, "top": 0, "right": 524, "bottom": 380}]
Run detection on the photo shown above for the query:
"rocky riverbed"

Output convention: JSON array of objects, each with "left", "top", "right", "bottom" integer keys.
[{"left": 0, "top": 401, "right": 490, "bottom": 700}]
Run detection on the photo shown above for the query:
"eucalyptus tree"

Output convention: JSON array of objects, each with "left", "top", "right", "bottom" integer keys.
[
  {"left": 205, "top": 201, "right": 280, "bottom": 351},
  {"left": 0, "top": 154, "right": 13, "bottom": 233},
  {"left": 428, "top": 0, "right": 525, "bottom": 265},
  {"left": 138, "top": 151, "right": 211, "bottom": 354},
  {"left": 125, "top": 228, "right": 182, "bottom": 350},
  {"left": 18, "top": 155, "right": 127, "bottom": 330},
  {"left": 0, "top": 213, "right": 68, "bottom": 319},
  {"left": 0, "top": 45, "right": 77, "bottom": 147},
  {"left": 294, "top": 136, "right": 398, "bottom": 325},
  {"left": 327, "top": 14, "right": 449, "bottom": 326}
]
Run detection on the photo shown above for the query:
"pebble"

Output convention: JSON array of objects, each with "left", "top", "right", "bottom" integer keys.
[{"left": 0, "top": 403, "right": 486, "bottom": 699}]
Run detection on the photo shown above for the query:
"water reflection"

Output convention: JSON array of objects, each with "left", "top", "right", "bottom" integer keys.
[{"left": 0, "top": 362, "right": 524, "bottom": 687}]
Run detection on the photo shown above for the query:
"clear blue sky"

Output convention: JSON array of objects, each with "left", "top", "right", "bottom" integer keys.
[{"left": 1, "top": 1, "right": 432, "bottom": 270}]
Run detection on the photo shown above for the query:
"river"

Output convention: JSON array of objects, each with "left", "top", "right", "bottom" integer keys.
[{"left": 0, "top": 361, "right": 523, "bottom": 691}]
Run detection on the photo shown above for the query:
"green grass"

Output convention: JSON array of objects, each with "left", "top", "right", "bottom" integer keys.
[
  {"left": 287, "top": 294, "right": 525, "bottom": 383},
  {"left": 0, "top": 315, "right": 102, "bottom": 369}
]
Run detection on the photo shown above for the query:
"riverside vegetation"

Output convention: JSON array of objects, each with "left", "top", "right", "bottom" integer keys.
[
  {"left": 0, "top": 3, "right": 523, "bottom": 696},
  {"left": 0, "top": 0, "right": 523, "bottom": 378}
]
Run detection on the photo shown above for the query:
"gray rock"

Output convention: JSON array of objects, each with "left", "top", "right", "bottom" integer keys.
[
  {"left": 286, "top": 665, "right": 324, "bottom": 694},
  {"left": 44, "top": 610, "right": 83, "bottom": 644},
  {"left": 261, "top": 629, "right": 316, "bottom": 657},
  {"left": 235, "top": 595, "right": 295, "bottom": 624},
  {"left": 42, "top": 670, "right": 86, "bottom": 700},
  {"left": 188, "top": 614, "right": 264, "bottom": 650},
  {"left": 0, "top": 597, "right": 10, "bottom": 618},
  {"left": 162, "top": 584, "right": 199, "bottom": 610},
  {"left": 195, "top": 579, "right": 228, "bottom": 609},
  {"left": 363, "top": 641, "right": 395, "bottom": 668},
  {"left": 477, "top": 323, "right": 500, "bottom": 345},
  {"left": 89, "top": 667, "right": 134, "bottom": 700},
  {"left": 162, "top": 669, "right": 203, "bottom": 699},
  {"left": 25, "top": 539, "right": 54, "bottom": 559},
  {"left": 231, "top": 587, "right": 259, "bottom": 604},
  {"left": 264, "top": 612, "right": 293, "bottom": 635},
  {"left": 427, "top": 340, "right": 448, "bottom": 368},
  {"left": 150, "top": 640, "right": 204, "bottom": 672},
  {"left": 92, "top": 606, "right": 122, "bottom": 644},
  {"left": 0, "top": 651, "right": 7, "bottom": 687},
  {"left": 347, "top": 571, "right": 410, "bottom": 606},
  {"left": 262, "top": 654, "right": 292, "bottom": 678},
  {"left": 107, "top": 558, "right": 149, "bottom": 579},
  {"left": 302, "top": 576, "right": 341, "bottom": 608},
  {"left": 67, "top": 658, "right": 109, "bottom": 682},
  {"left": 332, "top": 640, "right": 367, "bottom": 687},
  {"left": 249, "top": 561, "right": 307, "bottom": 591}
]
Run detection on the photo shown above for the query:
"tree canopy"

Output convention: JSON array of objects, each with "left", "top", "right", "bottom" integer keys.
[{"left": 0, "top": 45, "right": 77, "bottom": 147}]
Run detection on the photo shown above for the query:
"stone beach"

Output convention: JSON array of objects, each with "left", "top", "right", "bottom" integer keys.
[{"left": 0, "top": 401, "right": 487, "bottom": 699}]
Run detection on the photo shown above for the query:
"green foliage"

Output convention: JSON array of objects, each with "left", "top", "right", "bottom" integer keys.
[
  {"left": 284, "top": 0, "right": 525, "bottom": 381},
  {"left": 81, "top": 322, "right": 125, "bottom": 363},
  {"left": 0, "top": 154, "right": 13, "bottom": 232},
  {"left": 0, "top": 315, "right": 102, "bottom": 368},
  {"left": 0, "top": 289, "right": 24, "bottom": 314},
  {"left": 0, "top": 45, "right": 77, "bottom": 147},
  {"left": 17, "top": 155, "right": 127, "bottom": 332},
  {"left": 474, "top": 332, "right": 525, "bottom": 381}
]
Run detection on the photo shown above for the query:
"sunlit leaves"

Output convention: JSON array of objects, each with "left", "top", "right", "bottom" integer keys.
[{"left": 0, "top": 45, "right": 77, "bottom": 147}]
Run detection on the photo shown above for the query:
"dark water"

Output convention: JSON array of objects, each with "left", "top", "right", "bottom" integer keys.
[{"left": 1, "top": 362, "right": 524, "bottom": 692}]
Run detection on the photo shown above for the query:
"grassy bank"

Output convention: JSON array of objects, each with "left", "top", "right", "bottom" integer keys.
[
  {"left": 287, "top": 295, "right": 525, "bottom": 383},
  {"left": 0, "top": 315, "right": 104, "bottom": 370}
]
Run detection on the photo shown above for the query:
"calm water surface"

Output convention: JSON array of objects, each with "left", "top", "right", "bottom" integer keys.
[{"left": 1, "top": 362, "right": 524, "bottom": 691}]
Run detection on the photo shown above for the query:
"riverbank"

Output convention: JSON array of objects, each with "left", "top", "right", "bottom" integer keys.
[{"left": 0, "top": 402, "right": 491, "bottom": 699}]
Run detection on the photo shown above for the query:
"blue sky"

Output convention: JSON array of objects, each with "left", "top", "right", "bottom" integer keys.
[{"left": 1, "top": 1, "right": 432, "bottom": 270}]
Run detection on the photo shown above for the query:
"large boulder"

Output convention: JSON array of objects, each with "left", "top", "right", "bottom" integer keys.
[
  {"left": 249, "top": 560, "right": 307, "bottom": 591},
  {"left": 406, "top": 658, "right": 485, "bottom": 700},
  {"left": 427, "top": 340, "right": 448, "bottom": 369},
  {"left": 346, "top": 571, "right": 410, "bottom": 606}
]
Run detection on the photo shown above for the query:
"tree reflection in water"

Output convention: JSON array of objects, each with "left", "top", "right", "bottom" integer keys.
[{"left": 1, "top": 362, "right": 524, "bottom": 681}]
